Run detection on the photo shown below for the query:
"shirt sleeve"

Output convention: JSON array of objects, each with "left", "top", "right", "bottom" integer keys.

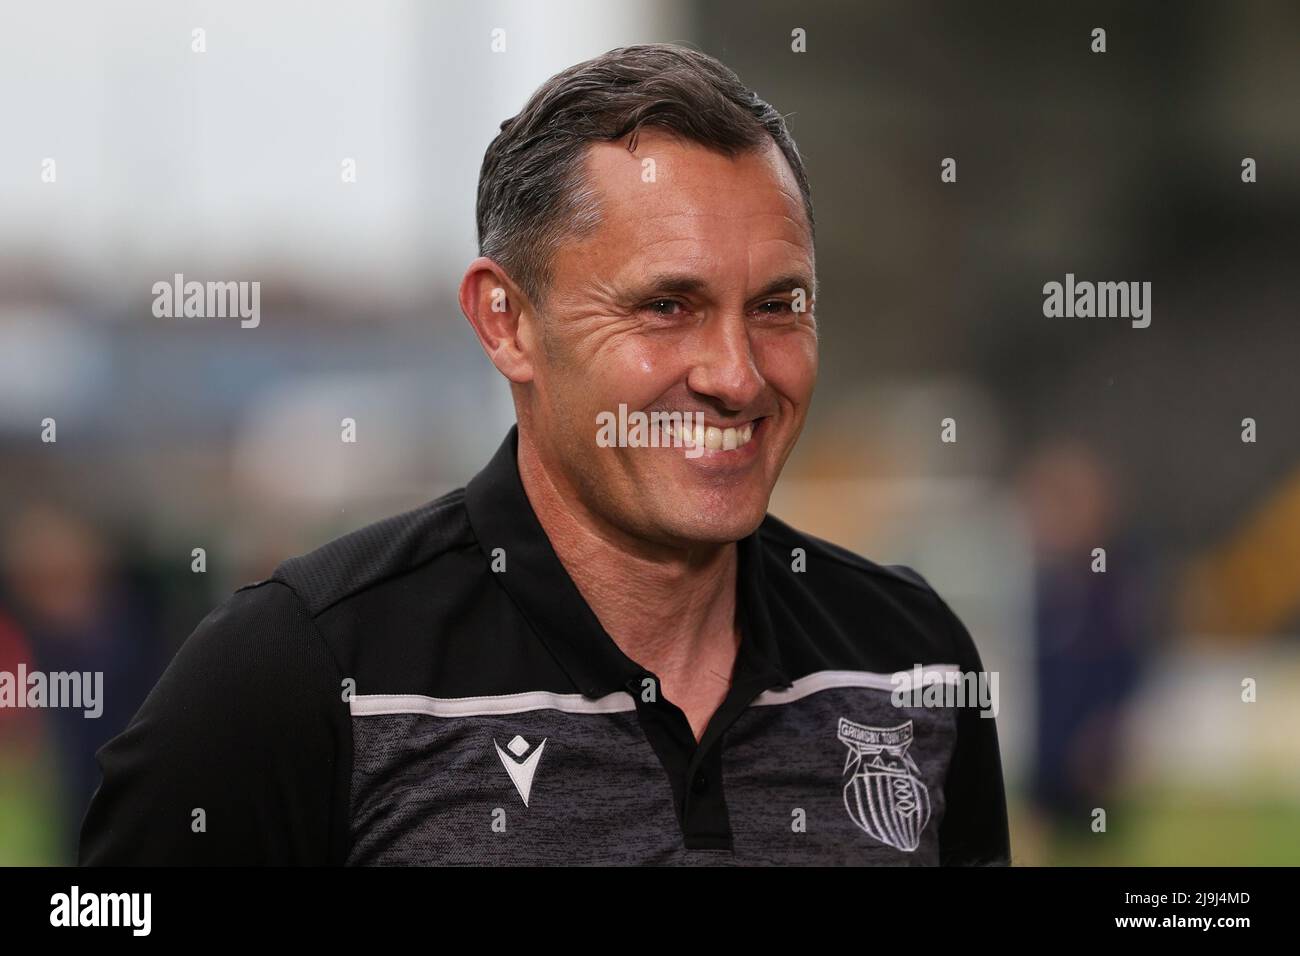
[
  {"left": 934, "top": 595, "right": 1012, "bottom": 866},
  {"left": 79, "top": 580, "right": 352, "bottom": 865}
]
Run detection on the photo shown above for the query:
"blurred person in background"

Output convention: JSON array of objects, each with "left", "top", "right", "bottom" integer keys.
[
  {"left": 1018, "top": 440, "right": 1155, "bottom": 849},
  {"left": 0, "top": 607, "right": 47, "bottom": 863},
  {"left": 0, "top": 504, "right": 159, "bottom": 863}
]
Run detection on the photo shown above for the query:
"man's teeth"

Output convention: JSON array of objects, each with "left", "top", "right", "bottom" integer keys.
[{"left": 665, "top": 420, "right": 755, "bottom": 451}]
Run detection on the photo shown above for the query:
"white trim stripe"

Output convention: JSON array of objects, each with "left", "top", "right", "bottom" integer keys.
[
  {"left": 350, "top": 666, "right": 964, "bottom": 718},
  {"left": 751, "top": 666, "right": 962, "bottom": 707},
  {"left": 350, "top": 689, "right": 636, "bottom": 718}
]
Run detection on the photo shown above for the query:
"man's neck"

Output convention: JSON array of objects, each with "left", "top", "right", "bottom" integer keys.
[{"left": 516, "top": 432, "right": 741, "bottom": 738}]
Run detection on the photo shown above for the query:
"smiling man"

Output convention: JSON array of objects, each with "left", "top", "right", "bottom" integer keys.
[{"left": 80, "top": 44, "right": 1010, "bottom": 866}]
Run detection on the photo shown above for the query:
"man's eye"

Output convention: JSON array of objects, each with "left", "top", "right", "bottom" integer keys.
[
  {"left": 754, "top": 300, "right": 793, "bottom": 316},
  {"left": 643, "top": 299, "right": 684, "bottom": 316}
]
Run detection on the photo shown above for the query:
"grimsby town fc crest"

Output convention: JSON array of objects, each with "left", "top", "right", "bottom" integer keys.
[{"left": 837, "top": 717, "right": 932, "bottom": 852}]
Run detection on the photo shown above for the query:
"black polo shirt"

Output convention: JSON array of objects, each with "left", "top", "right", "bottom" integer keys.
[{"left": 80, "top": 425, "right": 1010, "bottom": 866}]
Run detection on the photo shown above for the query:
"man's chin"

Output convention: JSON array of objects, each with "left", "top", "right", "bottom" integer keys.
[{"left": 651, "top": 507, "right": 767, "bottom": 547}]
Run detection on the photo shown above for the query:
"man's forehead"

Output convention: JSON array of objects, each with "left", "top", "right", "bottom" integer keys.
[{"left": 580, "top": 131, "right": 811, "bottom": 241}]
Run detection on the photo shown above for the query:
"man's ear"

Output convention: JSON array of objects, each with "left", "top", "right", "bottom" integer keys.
[{"left": 458, "top": 257, "right": 540, "bottom": 384}]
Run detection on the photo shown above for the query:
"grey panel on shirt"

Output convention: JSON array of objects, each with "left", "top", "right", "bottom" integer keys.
[{"left": 347, "top": 683, "right": 956, "bottom": 865}]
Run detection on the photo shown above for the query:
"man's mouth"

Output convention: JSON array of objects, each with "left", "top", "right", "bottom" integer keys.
[{"left": 662, "top": 416, "right": 760, "bottom": 452}]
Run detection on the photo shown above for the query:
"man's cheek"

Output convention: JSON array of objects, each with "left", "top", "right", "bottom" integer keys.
[
  {"left": 759, "top": 360, "right": 816, "bottom": 405},
  {"left": 789, "top": 341, "right": 820, "bottom": 397}
]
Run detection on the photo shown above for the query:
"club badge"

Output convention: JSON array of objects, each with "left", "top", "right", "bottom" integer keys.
[{"left": 838, "top": 717, "right": 931, "bottom": 852}]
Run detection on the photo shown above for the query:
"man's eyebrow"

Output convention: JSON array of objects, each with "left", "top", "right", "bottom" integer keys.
[
  {"left": 632, "top": 273, "right": 710, "bottom": 298},
  {"left": 626, "top": 271, "right": 816, "bottom": 300},
  {"left": 752, "top": 273, "right": 816, "bottom": 300}
]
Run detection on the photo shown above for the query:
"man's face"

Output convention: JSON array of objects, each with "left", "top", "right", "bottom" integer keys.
[{"left": 526, "top": 130, "right": 818, "bottom": 547}]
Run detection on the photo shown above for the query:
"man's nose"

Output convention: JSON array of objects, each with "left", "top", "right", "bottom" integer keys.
[{"left": 684, "top": 312, "right": 765, "bottom": 411}]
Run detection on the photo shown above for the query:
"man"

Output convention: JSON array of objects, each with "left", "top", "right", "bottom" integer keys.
[{"left": 81, "top": 44, "right": 1010, "bottom": 865}]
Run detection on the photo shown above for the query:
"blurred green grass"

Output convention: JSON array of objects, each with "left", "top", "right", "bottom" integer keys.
[
  {"left": 1019, "top": 790, "right": 1300, "bottom": 866},
  {"left": 3, "top": 770, "right": 1298, "bottom": 865},
  {"left": 0, "top": 754, "right": 60, "bottom": 866}
]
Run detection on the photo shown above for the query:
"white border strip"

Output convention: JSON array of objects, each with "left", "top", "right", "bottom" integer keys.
[
  {"left": 752, "top": 666, "right": 962, "bottom": 707},
  {"left": 351, "top": 666, "right": 963, "bottom": 717},
  {"left": 350, "top": 689, "right": 636, "bottom": 718}
]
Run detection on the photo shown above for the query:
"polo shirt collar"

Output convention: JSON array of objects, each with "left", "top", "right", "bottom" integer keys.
[{"left": 465, "top": 425, "right": 790, "bottom": 699}]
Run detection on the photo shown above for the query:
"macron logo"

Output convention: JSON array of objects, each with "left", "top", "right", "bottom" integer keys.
[{"left": 494, "top": 735, "right": 547, "bottom": 806}]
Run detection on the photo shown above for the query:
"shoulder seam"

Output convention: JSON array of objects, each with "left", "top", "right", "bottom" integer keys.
[
  {"left": 271, "top": 489, "right": 474, "bottom": 619},
  {"left": 263, "top": 576, "right": 354, "bottom": 865},
  {"left": 759, "top": 516, "right": 935, "bottom": 595}
]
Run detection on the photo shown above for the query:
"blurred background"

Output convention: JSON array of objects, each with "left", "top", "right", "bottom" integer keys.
[{"left": 2, "top": 0, "right": 1298, "bottom": 865}]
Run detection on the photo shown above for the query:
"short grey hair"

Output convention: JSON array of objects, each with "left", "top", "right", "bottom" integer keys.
[{"left": 475, "top": 43, "right": 815, "bottom": 308}]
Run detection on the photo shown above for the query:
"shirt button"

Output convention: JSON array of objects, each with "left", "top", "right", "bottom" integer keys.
[{"left": 692, "top": 770, "right": 709, "bottom": 795}]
